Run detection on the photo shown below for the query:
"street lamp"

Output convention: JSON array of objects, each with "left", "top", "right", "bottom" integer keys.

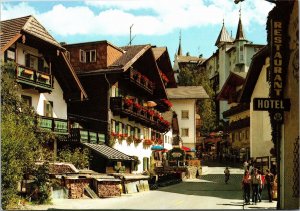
[{"left": 234, "top": 0, "right": 277, "bottom": 3}]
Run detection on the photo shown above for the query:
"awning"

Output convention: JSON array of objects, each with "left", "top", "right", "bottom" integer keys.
[
  {"left": 151, "top": 145, "right": 165, "bottom": 150},
  {"left": 83, "top": 143, "right": 134, "bottom": 161}
]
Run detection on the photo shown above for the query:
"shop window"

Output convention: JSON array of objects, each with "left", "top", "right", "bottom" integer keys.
[
  {"left": 181, "top": 128, "right": 189, "bottom": 137},
  {"left": 44, "top": 100, "right": 53, "bottom": 117},
  {"left": 181, "top": 110, "right": 189, "bottom": 119}
]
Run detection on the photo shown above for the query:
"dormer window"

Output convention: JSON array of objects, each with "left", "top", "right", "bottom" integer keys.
[{"left": 79, "top": 49, "right": 96, "bottom": 63}]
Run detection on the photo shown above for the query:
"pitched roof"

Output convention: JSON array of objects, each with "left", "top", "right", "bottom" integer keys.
[
  {"left": 215, "top": 22, "right": 234, "bottom": 47},
  {"left": 176, "top": 55, "right": 206, "bottom": 64},
  {"left": 238, "top": 46, "right": 269, "bottom": 103},
  {"left": 112, "top": 45, "right": 151, "bottom": 70},
  {"left": 166, "top": 86, "right": 209, "bottom": 99},
  {"left": 217, "top": 71, "right": 246, "bottom": 101},
  {"left": 83, "top": 143, "right": 134, "bottom": 161},
  {"left": 235, "top": 15, "right": 246, "bottom": 41},
  {"left": 1, "top": 15, "right": 62, "bottom": 52},
  {"left": 152, "top": 47, "right": 166, "bottom": 60}
]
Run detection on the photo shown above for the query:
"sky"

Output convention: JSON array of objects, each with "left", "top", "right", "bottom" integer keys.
[{"left": 1, "top": 0, "right": 275, "bottom": 61}]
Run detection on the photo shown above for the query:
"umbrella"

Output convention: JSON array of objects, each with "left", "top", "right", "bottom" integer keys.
[
  {"left": 181, "top": 146, "right": 191, "bottom": 151},
  {"left": 151, "top": 145, "right": 164, "bottom": 150},
  {"left": 146, "top": 101, "right": 157, "bottom": 107}
]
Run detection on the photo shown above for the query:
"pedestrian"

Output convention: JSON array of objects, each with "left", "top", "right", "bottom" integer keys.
[
  {"left": 243, "top": 160, "right": 249, "bottom": 172},
  {"left": 257, "top": 169, "right": 265, "bottom": 202},
  {"left": 251, "top": 168, "right": 261, "bottom": 205},
  {"left": 265, "top": 169, "right": 275, "bottom": 202},
  {"left": 224, "top": 167, "right": 230, "bottom": 184},
  {"left": 242, "top": 170, "right": 251, "bottom": 204}
]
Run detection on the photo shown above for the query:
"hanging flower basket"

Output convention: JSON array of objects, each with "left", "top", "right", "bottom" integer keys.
[
  {"left": 124, "top": 98, "right": 133, "bottom": 107},
  {"left": 133, "top": 102, "right": 142, "bottom": 111},
  {"left": 144, "top": 139, "right": 153, "bottom": 146}
]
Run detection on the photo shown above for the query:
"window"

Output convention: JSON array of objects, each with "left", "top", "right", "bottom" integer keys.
[
  {"left": 240, "top": 46, "right": 244, "bottom": 51},
  {"left": 246, "top": 129, "right": 249, "bottom": 139},
  {"left": 44, "top": 100, "right": 53, "bottom": 117},
  {"left": 143, "top": 127, "right": 149, "bottom": 139},
  {"left": 235, "top": 132, "right": 239, "bottom": 142},
  {"left": 79, "top": 49, "right": 96, "bottom": 63},
  {"left": 239, "top": 131, "right": 244, "bottom": 141},
  {"left": 111, "top": 120, "right": 116, "bottom": 133},
  {"left": 181, "top": 128, "right": 189, "bottom": 137},
  {"left": 181, "top": 110, "right": 189, "bottom": 119},
  {"left": 21, "top": 95, "right": 32, "bottom": 107},
  {"left": 79, "top": 49, "right": 86, "bottom": 63}
]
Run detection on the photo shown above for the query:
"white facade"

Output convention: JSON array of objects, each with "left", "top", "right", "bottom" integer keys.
[
  {"left": 16, "top": 43, "right": 68, "bottom": 119},
  {"left": 20, "top": 77, "right": 67, "bottom": 119},
  {"left": 250, "top": 57, "right": 273, "bottom": 158},
  {"left": 170, "top": 99, "right": 196, "bottom": 149}
]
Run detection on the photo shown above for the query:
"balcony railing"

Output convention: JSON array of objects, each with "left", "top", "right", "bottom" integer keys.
[
  {"left": 110, "top": 97, "right": 170, "bottom": 133},
  {"left": 124, "top": 69, "right": 155, "bottom": 94},
  {"left": 227, "top": 117, "right": 250, "bottom": 131},
  {"left": 38, "top": 116, "right": 68, "bottom": 135},
  {"left": 16, "top": 64, "right": 53, "bottom": 91},
  {"left": 223, "top": 103, "right": 250, "bottom": 118},
  {"left": 69, "top": 128, "right": 106, "bottom": 144}
]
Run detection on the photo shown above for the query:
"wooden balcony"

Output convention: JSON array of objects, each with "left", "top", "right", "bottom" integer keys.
[
  {"left": 16, "top": 64, "right": 53, "bottom": 92},
  {"left": 69, "top": 128, "right": 106, "bottom": 144},
  {"left": 123, "top": 69, "right": 155, "bottom": 95},
  {"left": 38, "top": 116, "right": 68, "bottom": 135},
  {"left": 110, "top": 97, "right": 169, "bottom": 133}
]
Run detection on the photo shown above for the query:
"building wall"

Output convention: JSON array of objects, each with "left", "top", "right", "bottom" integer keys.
[
  {"left": 282, "top": 1, "right": 299, "bottom": 208},
  {"left": 21, "top": 77, "right": 67, "bottom": 119},
  {"left": 250, "top": 57, "right": 273, "bottom": 158},
  {"left": 15, "top": 43, "right": 67, "bottom": 119},
  {"left": 170, "top": 99, "right": 196, "bottom": 149}
]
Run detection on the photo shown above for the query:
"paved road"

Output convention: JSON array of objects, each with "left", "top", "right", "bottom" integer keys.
[{"left": 25, "top": 166, "right": 277, "bottom": 210}]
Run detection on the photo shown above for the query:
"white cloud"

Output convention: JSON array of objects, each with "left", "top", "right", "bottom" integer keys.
[
  {"left": 1, "top": 2, "right": 38, "bottom": 20},
  {"left": 1, "top": 0, "right": 274, "bottom": 37}
]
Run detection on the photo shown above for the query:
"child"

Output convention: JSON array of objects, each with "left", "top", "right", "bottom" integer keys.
[{"left": 224, "top": 167, "right": 230, "bottom": 184}]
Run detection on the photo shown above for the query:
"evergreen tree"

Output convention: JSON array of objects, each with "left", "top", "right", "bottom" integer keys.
[{"left": 177, "top": 65, "right": 217, "bottom": 135}]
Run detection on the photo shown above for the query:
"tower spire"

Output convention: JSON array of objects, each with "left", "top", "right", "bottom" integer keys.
[
  {"left": 235, "top": 6, "right": 246, "bottom": 41},
  {"left": 177, "top": 30, "right": 182, "bottom": 56},
  {"left": 215, "top": 19, "right": 233, "bottom": 47}
]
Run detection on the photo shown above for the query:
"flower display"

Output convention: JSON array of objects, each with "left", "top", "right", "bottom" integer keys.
[
  {"left": 159, "top": 71, "right": 169, "bottom": 83},
  {"left": 144, "top": 139, "right": 153, "bottom": 145},
  {"left": 147, "top": 109, "right": 155, "bottom": 116},
  {"left": 161, "top": 99, "right": 173, "bottom": 107},
  {"left": 133, "top": 102, "right": 142, "bottom": 110},
  {"left": 124, "top": 98, "right": 133, "bottom": 107}
]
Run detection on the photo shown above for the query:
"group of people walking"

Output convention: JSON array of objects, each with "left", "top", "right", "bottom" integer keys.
[{"left": 241, "top": 160, "right": 275, "bottom": 205}]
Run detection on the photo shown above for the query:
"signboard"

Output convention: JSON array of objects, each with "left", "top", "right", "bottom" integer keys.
[{"left": 253, "top": 98, "right": 290, "bottom": 111}]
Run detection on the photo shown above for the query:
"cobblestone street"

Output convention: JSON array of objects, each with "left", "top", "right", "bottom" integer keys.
[{"left": 25, "top": 166, "right": 277, "bottom": 210}]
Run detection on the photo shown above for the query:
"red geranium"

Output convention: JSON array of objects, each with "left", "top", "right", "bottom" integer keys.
[
  {"left": 161, "top": 99, "right": 172, "bottom": 107},
  {"left": 124, "top": 98, "right": 133, "bottom": 107},
  {"left": 147, "top": 109, "right": 155, "bottom": 116},
  {"left": 133, "top": 102, "right": 142, "bottom": 110}
]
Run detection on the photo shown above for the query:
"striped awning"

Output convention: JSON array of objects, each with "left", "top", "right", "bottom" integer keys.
[{"left": 83, "top": 143, "right": 134, "bottom": 161}]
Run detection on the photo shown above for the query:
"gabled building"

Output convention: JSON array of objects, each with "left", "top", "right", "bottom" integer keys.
[
  {"left": 239, "top": 1, "right": 299, "bottom": 208},
  {"left": 166, "top": 86, "right": 209, "bottom": 150},
  {"left": 217, "top": 71, "right": 250, "bottom": 161},
  {"left": 173, "top": 32, "right": 206, "bottom": 82},
  {"left": 204, "top": 12, "right": 264, "bottom": 122},
  {"left": 0, "top": 15, "right": 88, "bottom": 157},
  {"left": 65, "top": 42, "right": 176, "bottom": 173}
]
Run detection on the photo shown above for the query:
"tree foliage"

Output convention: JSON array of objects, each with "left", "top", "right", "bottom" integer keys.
[
  {"left": 1, "top": 62, "right": 44, "bottom": 209},
  {"left": 57, "top": 147, "right": 90, "bottom": 169},
  {"left": 177, "top": 65, "right": 217, "bottom": 135}
]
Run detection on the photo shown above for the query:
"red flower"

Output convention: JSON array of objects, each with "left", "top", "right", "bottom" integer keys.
[
  {"left": 141, "top": 75, "right": 149, "bottom": 82},
  {"left": 124, "top": 98, "right": 133, "bottom": 107},
  {"left": 111, "top": 132, "right": 117, "bottom": 137},
  {"left": 144, "top": 139, "right": 153, "bottom": 145},
  {"left": 147, "top": 109, "right": 155, "bottom": 116},
  {"left": 133, "top": 102, "right": 142, "bottom": 110},
  {"left": 161, "top": 99, "right": 172, "bottom": 107}
]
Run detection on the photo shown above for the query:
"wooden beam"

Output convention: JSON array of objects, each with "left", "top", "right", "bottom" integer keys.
[{"left": 1, "top": 33, "right": 22, "bottom": 53}]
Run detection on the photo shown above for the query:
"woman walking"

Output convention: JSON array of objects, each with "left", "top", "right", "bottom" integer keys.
[
  {"left": 242, "top": 170, "right": 251, "bottom": 204},
  {"left": 251, "top": 168, "right": 261, "bottom": 205}
]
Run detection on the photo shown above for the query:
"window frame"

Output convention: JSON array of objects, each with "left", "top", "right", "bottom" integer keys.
[
  {"left": 181, "top": 110, "right": 189, "bottom": 119},
  {"left": 44, "top": 100, "right": 53, "bottom": 117},
  {"left": 181, "top": 128, "right": 189, "bottom": 137}
]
